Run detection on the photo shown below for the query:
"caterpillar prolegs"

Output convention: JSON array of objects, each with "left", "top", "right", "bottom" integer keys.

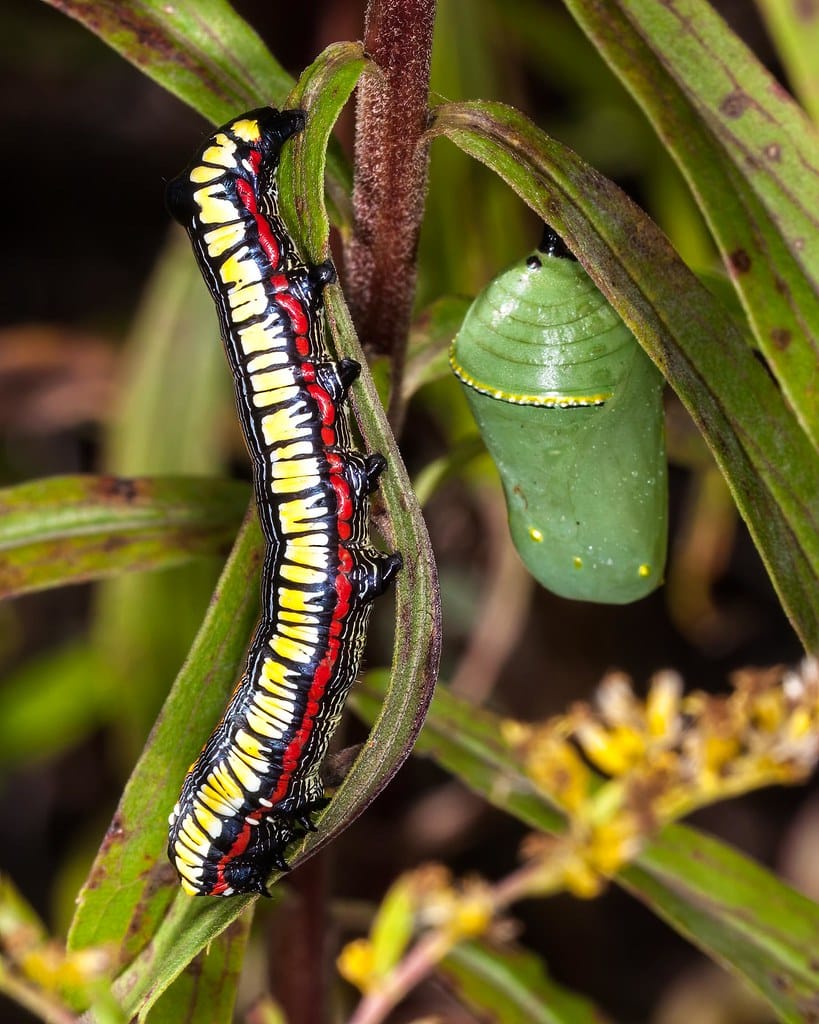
[{"left": 166, "top": 109, "right": 401, "bottom": 897}]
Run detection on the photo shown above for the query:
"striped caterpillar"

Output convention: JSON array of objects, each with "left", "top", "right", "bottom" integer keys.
[{"left": 165, "top": 108, "right": 401, "bottom": 897}]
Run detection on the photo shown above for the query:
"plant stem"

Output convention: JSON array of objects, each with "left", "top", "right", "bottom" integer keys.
[
  {"left": 267, "top": 854, "right": 331, "bottom": 1024},
  {"left": 346, "top": 0, "right": 437, "bottom": 429}
]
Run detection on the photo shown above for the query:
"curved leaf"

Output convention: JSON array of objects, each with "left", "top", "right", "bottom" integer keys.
[
  {"left": 562, "top": 0, "right": 819, "bottom": 448},
  {"left": 427, "top": 99, "right": 819, "bottom": 651},
  {"left": 441, "top": 941, "right": 608, "bottom": 1024},
  {"left": 0, "top": 475, "right": 247, "bottom": 599},
  {"left": 277, "top": 40, "right": 368, "bottom": 255}
]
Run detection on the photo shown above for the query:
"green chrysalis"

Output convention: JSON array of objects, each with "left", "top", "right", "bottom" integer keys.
[{"left": 450, "top": 227, "right": 668, "bottom": 604}]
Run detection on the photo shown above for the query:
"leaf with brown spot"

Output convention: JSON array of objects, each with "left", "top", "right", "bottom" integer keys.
[
  {"left": 0, "top": 474, "right": 248, "bottom": 599},
  {"left": 43, "top": 0, "right": 291, "bottom": 125},
  {"left": 561, "top": 0, "right": 819, "bottom": 449}
]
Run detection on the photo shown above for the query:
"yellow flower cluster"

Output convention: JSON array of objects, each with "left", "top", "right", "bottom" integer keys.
[
  {"left": 505, "top": 659, "right": 819, "bottom": 897},
  {"left": 337, "top": 865, "right": 497, "bottom": 995}
]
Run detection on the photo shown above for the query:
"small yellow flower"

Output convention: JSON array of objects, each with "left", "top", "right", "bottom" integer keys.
[
  {"left": 337, "top": 938, "right": 377, "bottom": 993},
  {"left": 646, "top": 670, "right": 683, "bottom": 738},
  {"left": 447, "top": 882, "right": 493, "bottom": 940},
  {"left": 573, "top": 715, "right": 643, "bottom": 775},
  {"left": 561, "top": 856, "right": 605, "bottom": 899}
]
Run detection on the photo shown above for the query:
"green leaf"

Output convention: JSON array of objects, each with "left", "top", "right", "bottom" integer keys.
[
  {"left": 144, "top": 914, "right": 253, "bottom": 1024},
  {"left": 441, "top": 940, "right": 608, "bottom": 1024},
  {"left": 561, "top": 0, "right": 819, "bottom": 449},
  {"left": 0, "top": 475, "right": 247, "bottom": 599},
  {"left": 277, "top": 41, "right": 368, "bottom": 257},
  {"left": 265, "top": 42, "right": 441, "bottom": 875},
  {"left": 755, "top": 0, "right": 819, "bottom": 124},
  {"left": 427, "top": 99, "right": 819, "bottom": 651},
  {"left": 42, "top": 0, "right": 292, "bottom": 124},
  {"left": 353, "top": 674, "right": 819, "bottom": 1023},
  {"left": 621, "top": 827, "right": 819, "bottom": 1022},
  {"left": 67, "top": 512, "right": 262, "bottom": 980}
]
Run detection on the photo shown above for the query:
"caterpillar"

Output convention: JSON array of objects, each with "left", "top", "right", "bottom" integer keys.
[
  {"left": 450, "top": 227, "right": 667, "bottom": 604},
  {"left": 165, "top": 108, "right": 401, "bottom": 896}
]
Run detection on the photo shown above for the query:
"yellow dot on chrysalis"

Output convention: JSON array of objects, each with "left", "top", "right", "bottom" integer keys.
[
  {"left": 529, "top": 527, "right": 544, "bottom": 542},
  {"left": 573, "top": 556, "right": 583, "bottom": 570},
  {"left": 638, "top": 564, "right": 651, "bottom": 578}
]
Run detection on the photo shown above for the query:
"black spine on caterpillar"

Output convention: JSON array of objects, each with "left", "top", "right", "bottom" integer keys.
[{"left": 165, "top": 108, "right": 401, "bottom": 896}]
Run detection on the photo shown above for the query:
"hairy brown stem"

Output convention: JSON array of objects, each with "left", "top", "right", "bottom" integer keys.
[{"left": 346, "top": 0, "right": 437, "bottom": 428}]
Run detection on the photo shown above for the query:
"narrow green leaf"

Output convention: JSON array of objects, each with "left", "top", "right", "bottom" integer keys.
[
  {"left": 42, "top": 0, "right": 292, "bottom": 125},
  {"left": 755, "top": 0, "right": 819, "bottom": 124},
  {"left": 144, "top": 914, "right": 253, "bottom": 1024},
  {"left": 277, "top": 41, "right": 368, "bottom": 258},
  {"left": 0, "top": 475, "right": 247, "bottom": 599},
  {"left": 265, "top": 43, "right": 441, "bottom": 874},
  {"left": 621, "top": 827, "right": 819, "bottom": 1022},
  {"left": 562, "top": 0, "right": 819, "bottom": 448},
  {"left": 441, "top": 940, "right": 608, "bottom": 1024},
  {"left": 67, "top": 511, "right": 262, "bottom": 973},
  {"left": 427, "top": 99, "right": 819, "bottom": 651},
  {"left": 353, "top": 675, "right": 819, "bottom": 1023}
]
